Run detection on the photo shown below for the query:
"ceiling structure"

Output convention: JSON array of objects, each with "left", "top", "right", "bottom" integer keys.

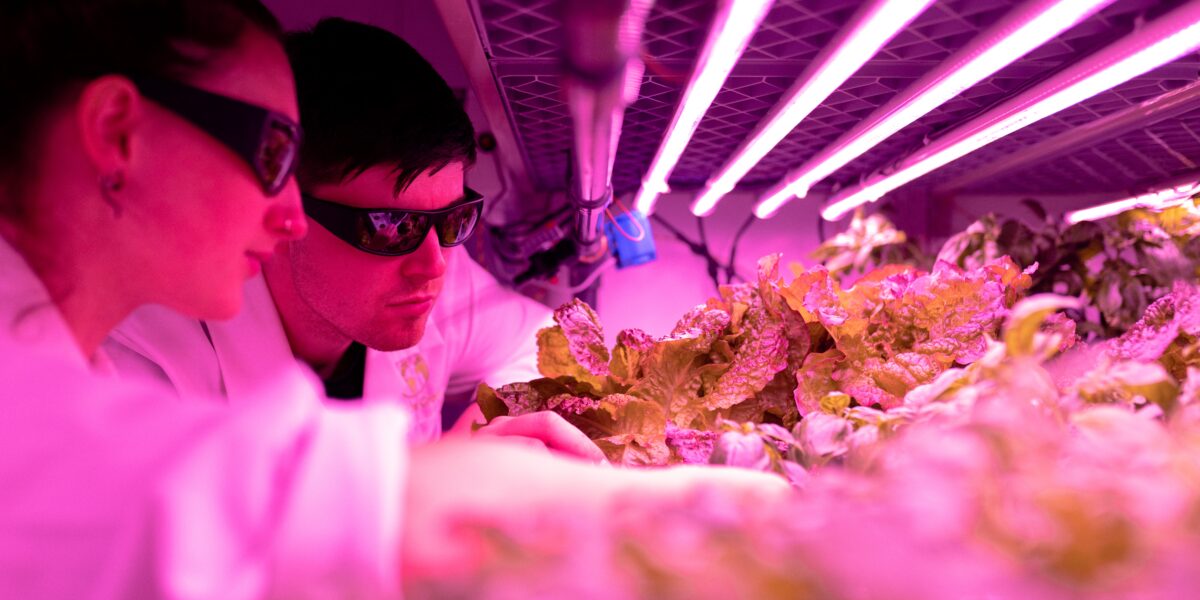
[{"left": 458, "top": 0, "right": 1200, "bottom": 211}]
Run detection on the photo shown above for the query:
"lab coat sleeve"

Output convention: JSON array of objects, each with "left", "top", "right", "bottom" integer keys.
[
  {"left": 262, "top": 402, "right": 408, "bottom": 599},
  {"left": 438, "top": 253, "right": 555, "bottom": 396},
  {"left": 0, "top": 350, "right": 408, "bottom": 600}
]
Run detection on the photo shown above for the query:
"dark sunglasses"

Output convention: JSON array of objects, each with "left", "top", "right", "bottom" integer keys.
[
  {"left": 131, "top": 76, "right": 302, "bottom": 196},
  {"left": 302, "top": 189, "right": 485, "bottom": 256}
]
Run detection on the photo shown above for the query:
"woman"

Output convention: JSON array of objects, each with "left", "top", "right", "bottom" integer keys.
[
  {"left": 1, "top": 0, "right": 308, "bottom": 356},
  {"left": 0, "top": 1, "right": 785, "bottom": 597},
  {"left": 0, "top": 1, "right": 421, "bottom": 597}
]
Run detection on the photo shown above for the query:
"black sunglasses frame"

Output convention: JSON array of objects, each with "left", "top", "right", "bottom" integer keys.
[
  {"left": 131, "top": 76, "right": 302, "bottom": 196},
  {"left": 302, "top": 189, "right": 485, "bottom": 257}
]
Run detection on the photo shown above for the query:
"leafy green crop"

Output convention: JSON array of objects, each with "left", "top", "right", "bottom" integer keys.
[
  {"left": 937, "top": 199, "right": 1200, "bottom": 339},
  {"left": 479, "top": 253, "right": 1033, "bottom": 469}
]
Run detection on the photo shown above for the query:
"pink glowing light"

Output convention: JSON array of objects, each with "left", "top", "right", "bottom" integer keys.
[
  {"left": 1065, "top": 181, "right": 1200, "bottom": 223},
  {"left": 752, "top": 0, "right": 1117, "bottom": 220},
  {"left": 820, "top": 1, "right": 1200, "bottom": 222},
  {"left": 688, "top": 0, "right": 934, "bottom": 217},
  {"left": 633, "top": 0, "right": 774, "bottom": 216}
]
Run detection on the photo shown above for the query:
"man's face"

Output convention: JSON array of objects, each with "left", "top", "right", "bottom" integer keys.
[{"left": 274, "top": 162, "right": 465, "bottom": 351}]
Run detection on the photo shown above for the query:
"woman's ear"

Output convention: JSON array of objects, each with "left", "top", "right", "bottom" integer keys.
[{"left": 76, "top": 75, "right": 143, "bottom": 175}]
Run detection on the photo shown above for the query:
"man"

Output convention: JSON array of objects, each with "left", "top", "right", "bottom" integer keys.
[{"left": 105, "top": 18, "right": 600, "bottom": 458}]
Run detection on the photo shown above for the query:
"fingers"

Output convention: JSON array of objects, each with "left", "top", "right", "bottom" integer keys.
[
  {"left": 485, "top": 432, "right": 550, "bottom": 454},
  {"left": 446, "top": 404, "right": 485, "bottom": 436},
  {"left": 628, "top": 464, "right": 793, "bottom": 503},
  {"left": 403, "top": 439, "right": 789, "bottom": 580},
  {"left": 477, "top": 412, "right": 608, "bottom": 464}
]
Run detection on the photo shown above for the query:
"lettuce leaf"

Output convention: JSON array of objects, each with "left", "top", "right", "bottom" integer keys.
[
  {"left": 703, "top": 290, "right": 788, "bottom": 411},
  {"left": 664, "top": 424, "right": 717, "bottom": 464},
  {"left": 780, "top": 257, "right": 1033, "bottom": 408},
  {"left": 608, "top": 328, "right": 655, "bottom": 385},
  {"left": 1111, "top": 281, "right": 1200, "bottom": 363},
  {"left": 1003, "top": 294, "right": 1082, "bottom": 358},
  {"left": 547, "top": 393, "right": 669, "bottom": 465},
  {"left": 664, "top": 305, "right": 730, "bottom": 352},
  {"left": 552, "top": 299, "right": 611, "bottom": 376},
  {"left": 1072, "top": 360, "right": 1178, "bottom": 413},
  {"left": 794, "top": 350, "right": 844, "bottom": 416},
  {"left": 537, "top": 327, "right": 611, "bottom": 395},
  {"left": 810, "top": 209, "right": 912, "bottom": 275},
  {"left": 629, "top": 336, "right": 712, "bottom": 428},
  {"left": 483, "top": 251, "right": 1046, "bottom": 468}
]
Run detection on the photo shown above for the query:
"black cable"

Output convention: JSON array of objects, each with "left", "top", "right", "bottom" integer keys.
[
  {"left": 651, "top": 213, "right": 732, "bottom": 293},
  {"left": 696, "top": 216, "right": 722, "bottom": 292},
  {"left": 480, "top": 162, "right": 511, "bottom": 227},
  {"left": 513, "top": 238, "right": 576, "bottom": 286},
  {"left": 650, "top": 213, "right": 701, "bottom": 251},
  {"left": 725, "top": 213, "right": 756, "bottom": 284}
]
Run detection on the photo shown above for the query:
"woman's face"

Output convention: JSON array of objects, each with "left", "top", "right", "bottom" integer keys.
[{"left": 123, "top": 28, "right": 305, "bottom": 320}]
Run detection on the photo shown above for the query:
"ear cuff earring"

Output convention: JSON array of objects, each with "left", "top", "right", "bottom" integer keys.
[{"left": 99, "top": 171, "right": 125, "bottom": 217}]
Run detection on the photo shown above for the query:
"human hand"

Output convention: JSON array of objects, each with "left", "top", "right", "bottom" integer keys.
[
  {"left": 470, "top": 411, "right": 608, "bottom": 464},
  {"left": 403, "top": 439, "right": 791, "bottom": 583}
]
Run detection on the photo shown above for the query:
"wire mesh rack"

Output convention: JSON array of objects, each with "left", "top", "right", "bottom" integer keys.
[{"left": 474, "top": 0, "right": 1200, "bottom": 199}]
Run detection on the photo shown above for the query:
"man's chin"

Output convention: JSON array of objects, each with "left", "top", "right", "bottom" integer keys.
[
  {"left": 369, "top": 338, "right": 423, "bottom": 352},
  {"left": 358, "top": 323, "right": 427, "bottom": 353}
]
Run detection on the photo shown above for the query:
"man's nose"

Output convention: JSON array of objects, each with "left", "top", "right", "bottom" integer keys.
[{"left": 401, "top": 228, "right": 448, "bottom": 280}]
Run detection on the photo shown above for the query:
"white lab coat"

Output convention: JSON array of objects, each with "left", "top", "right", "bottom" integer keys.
[
  {"left": 106, "top": 251, "right": 552, "bottom": 441},
  {"left": 0, "top": 239, "right": 409, "bottom": 598}
]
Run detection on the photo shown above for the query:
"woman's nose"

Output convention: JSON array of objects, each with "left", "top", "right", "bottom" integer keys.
[{"left": 265, "top": 178, "right": 308, "bottom": 241}]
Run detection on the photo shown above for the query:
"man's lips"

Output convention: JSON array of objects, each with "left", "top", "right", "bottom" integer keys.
[
  {"left": 387, "top": 295, "right": 437, "bottom": 306},
  {"left": 386, "top": 295, "right": 436, "bottom": 316}
]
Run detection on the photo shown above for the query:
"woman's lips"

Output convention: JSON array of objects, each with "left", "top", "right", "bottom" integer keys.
[{"left": 245, "top": 251, "right": 273, "bottom": 277}]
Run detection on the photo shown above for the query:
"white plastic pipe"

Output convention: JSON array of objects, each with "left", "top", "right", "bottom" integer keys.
[{"left": 562, "top": 0, "right": 653, "bottom": 249}]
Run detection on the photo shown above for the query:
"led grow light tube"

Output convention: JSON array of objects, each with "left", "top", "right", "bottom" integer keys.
[
  {"left": 935, "top": 79, "right": 1200, "bottom": 195},
  {"left": 1065, "top": 181, "right": 1200, "bottom": 223},
  {"left": 688, "top": 0, "right": 935, "bottom": 217},
  {"left": 753, "top": 0, "right": 1117, "bottom": 220},
  {"left": 820, "top": 1, "right": 1200, "bottom": 222},
  {"left": 632, "top": 0, "right": 775, "bottom": 216}
]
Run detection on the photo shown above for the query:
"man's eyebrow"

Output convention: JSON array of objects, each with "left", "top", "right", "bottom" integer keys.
[{"left": 376, "top": 189, "right": 482, "bottom": 212}]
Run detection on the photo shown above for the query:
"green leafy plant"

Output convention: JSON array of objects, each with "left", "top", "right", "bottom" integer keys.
[
  {"left": 810, "top": 208, "right": 929, "bottom": 275},
  {"left": 431, "top": 286, "right": 1200, "bottom": 600},
  {"left": 476, "top": 200, "right": 1200, "bottom": 473},
  {"left": 478, "top": 256, "right": 808, "bottom": 468},
  {"left": 477, "top": 253, "right": 1034, "bottom": 468},
  {"left": 938, "top": 198, "right": 1200, "bottom": 339}
]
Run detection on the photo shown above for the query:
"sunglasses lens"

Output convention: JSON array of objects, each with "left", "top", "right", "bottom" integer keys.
[
  {"left": 358, "top": 211, "right": 431, "bottom": 254},
  {"left": 437, "top": 201, "right": 482, "bottom": 246},
  {"left": 258, "top": 121, "right": 298, "bottom": 195}
]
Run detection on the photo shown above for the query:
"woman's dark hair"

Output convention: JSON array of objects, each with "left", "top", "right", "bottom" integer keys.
[
  {"left": 285, "top": 18, "right": 477, "bottom": 195},
  {"left": 0, "top": 0, "right": 282, "bottom": 217}
]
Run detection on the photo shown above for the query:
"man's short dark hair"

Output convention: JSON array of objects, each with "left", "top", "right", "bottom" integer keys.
[{"left": 285, "top": 18, "right": 476, "bottom": 194}]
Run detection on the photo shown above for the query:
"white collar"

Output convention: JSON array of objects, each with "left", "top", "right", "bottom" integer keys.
[
  {"left": 0, "top": 237, "right": 98, "bottom": 372},
  {"left": 203, "top": 274, "right": 325, "bottom": 406}
]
